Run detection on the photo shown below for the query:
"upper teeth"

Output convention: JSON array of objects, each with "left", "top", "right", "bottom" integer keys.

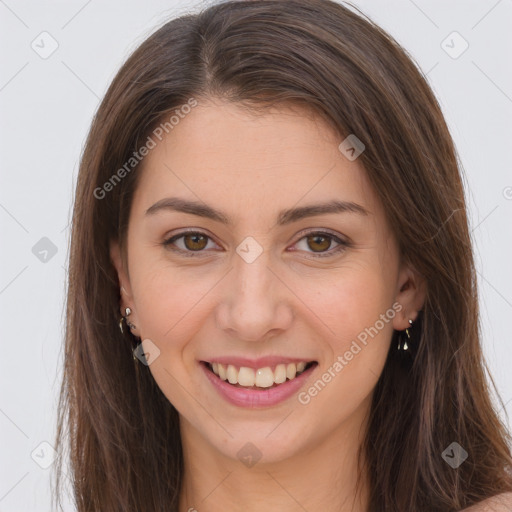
[{"left": 211, "top": 362, "right": 309, "bottom": 388}]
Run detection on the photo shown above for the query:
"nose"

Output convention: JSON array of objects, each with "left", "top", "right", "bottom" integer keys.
[{"left": 215, "top": 248, "right": 294, "bottom": 343}]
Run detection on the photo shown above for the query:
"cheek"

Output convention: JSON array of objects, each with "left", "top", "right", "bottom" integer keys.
[
  {"left": 130, "top": 260, "right": 219, "bottom": 347},
  {"left": 302, "top": 261, "right": 397, "bottom": 406},
  {"left": 304, "top": 257, "right": 396, "bottom": 339},
  {"left": 129, "top": 264, "right": 217, "bottom": 413},
  {"left": 297, "top": 272, "right": 396, "bottom": 420}
]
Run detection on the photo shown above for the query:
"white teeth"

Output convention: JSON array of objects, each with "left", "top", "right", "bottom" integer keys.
[
  {"left": 209, "top": 361, "right": 312, "bottom": 388},
  {"left": 274, "top": 364, "right": 287, "bottom": 384},
  {"left": 286, "top": 363, "right": 296, "bottom": 380},
  {"left": 255, "top": 367, "right": 274, "bottom": 388},
  {"left": 238, "top": 366, "right": 255, "bottom": 386},
  {"left": 226, "top": 364, "right": 238, "bottom": 384}
]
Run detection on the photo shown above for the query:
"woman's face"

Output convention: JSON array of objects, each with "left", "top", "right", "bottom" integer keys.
[{"left": 111, "top": 98, "right": 423, "bottom": 464}]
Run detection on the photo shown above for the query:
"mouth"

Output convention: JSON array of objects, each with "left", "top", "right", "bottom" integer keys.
[{"left": 201, "top": 360, "right": 318, "bottom": 390}]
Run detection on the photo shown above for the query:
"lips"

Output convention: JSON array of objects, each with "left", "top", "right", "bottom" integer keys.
[{"left": 200, "top": 358, "right": 318, "bottom": 408}]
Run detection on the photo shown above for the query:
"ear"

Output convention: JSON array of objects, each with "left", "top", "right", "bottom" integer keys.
[
  {"left": 110, "top": 239, "right": 134, "bottom": 315},
  {"left": 392, "top": 262, "right": 427, "bottom": 330}
]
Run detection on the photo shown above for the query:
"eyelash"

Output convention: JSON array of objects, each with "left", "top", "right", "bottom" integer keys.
[{"left": 162, "top": 229, "right": 349, "bottom": 258}]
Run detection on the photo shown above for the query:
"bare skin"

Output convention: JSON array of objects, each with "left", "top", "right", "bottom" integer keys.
[
  {"left": 110, "top": 98, "right": 426, "bottom": 512},
  {"left": 461, "top": 493, "right": 512, "bottom": 512}
]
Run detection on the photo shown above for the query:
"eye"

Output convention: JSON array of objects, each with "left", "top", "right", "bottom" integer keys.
[
  {"left": 292, "top": 231, "right": 349, "bottom": 258},
  {"left": 162, "top": 230, "right": 219, "bottom": 256}
]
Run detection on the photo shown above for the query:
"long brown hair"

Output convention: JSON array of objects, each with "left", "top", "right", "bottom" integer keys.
[{"left": 53, "top": 1, "right": 512, "bottom": 510}]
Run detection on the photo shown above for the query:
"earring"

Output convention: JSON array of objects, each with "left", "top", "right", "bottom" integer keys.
[
  {"left": 397, "top": 319, "right": 413, "bottom": 351},
  {"left": 119, "top": 308, "right": 137, "bottom": 333},
  {"left": 118, "top": 307, "right": 142, "bottom": 364},
  {"left": 119, "top": 306, "right": 137, "bottom": 333}
]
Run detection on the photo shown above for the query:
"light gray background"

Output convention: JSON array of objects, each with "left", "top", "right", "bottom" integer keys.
[{"left": 1, "top": 0, "right": 511, "bottom": 510}]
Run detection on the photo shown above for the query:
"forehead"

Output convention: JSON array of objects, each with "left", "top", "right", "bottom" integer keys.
[{"left": 131, "top": 99, "right": 378, "bottom": 221}]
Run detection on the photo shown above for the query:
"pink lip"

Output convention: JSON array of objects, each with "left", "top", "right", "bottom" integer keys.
[
  {"left": 200, "top": 361, "right": 317, "bottom": 408},
  {"left": 203, "top": 355, "right": 314, "bottom": 370}
]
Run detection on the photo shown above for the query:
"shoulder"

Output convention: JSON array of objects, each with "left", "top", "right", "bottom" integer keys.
[{"left": 460, "top": 492, "right": 512, "bottom": 512}]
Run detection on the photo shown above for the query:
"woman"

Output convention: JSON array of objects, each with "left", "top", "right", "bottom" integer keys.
[{"left": 53, "top": 0, "right": 512, "bottom": 510}]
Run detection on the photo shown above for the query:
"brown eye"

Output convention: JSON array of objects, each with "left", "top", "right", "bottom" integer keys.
[
  {"left": 306, "top": 234, "right": 332, "bottom": 252},
  {"left": 182, "top": 233, "right": 208, "bottom": 251},
  {"left": 293, "top": 231, "right": 348, "bottom": 258},
  {"left": 162, "top": 231, "right": 216, "bottom": 255}
]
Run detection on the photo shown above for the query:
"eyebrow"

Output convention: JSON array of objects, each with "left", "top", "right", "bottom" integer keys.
[{"left": 145, "top": 197, "right": 369, "bottom": 225}]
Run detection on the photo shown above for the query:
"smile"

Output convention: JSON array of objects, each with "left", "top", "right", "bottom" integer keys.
[
  {"left": 200, "top": 359, "right": 318, "bottom": 408},
  {"left": 205, "top": 361, "right": 316, "bottom": 389}
]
